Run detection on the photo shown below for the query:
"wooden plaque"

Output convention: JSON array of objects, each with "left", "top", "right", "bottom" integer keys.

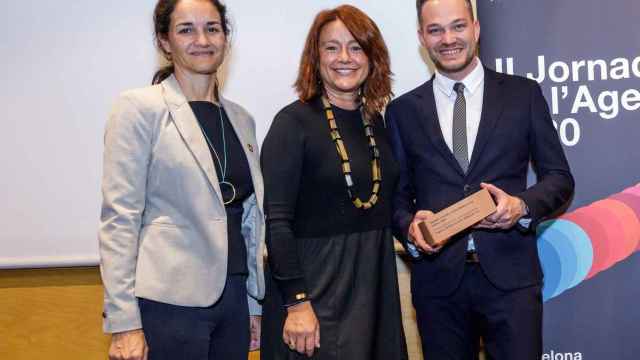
[{"left": 418, "top": 188, "right": 497, "bottom": 247}]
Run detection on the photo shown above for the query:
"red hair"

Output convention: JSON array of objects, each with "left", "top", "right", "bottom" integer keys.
[{"left": 294, "top": 5, "right": 392, "bottom": 119}]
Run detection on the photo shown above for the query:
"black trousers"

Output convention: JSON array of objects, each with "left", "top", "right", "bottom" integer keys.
[
  {"left": 414, "top": 263, "right": 542, "bottom": 360},
  {"left": 139, "top": 275, "right": 249, "bottom": 360}
]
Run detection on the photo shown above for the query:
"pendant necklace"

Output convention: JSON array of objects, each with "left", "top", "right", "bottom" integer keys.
[{"left": 197, "top": 104, "right": 237, "bottom": 205}]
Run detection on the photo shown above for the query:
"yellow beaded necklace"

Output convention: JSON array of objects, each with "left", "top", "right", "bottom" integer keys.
[{"left": 322, "top": 96, "right": 381, "bottom": 210}]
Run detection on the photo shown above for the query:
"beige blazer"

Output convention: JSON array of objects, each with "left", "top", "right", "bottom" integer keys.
[{"left": 99, "top": 75, "right": 265, "bottom": 333}]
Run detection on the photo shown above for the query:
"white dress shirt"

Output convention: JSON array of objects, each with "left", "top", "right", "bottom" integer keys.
[
  {"left": 433, "top": 57, "right": 485, "bottom": 160},
  {"left": 434, "top": 60, "right": 486, "bottom": 252}
]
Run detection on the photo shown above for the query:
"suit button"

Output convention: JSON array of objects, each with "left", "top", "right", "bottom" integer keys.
[{"left": 463, "top": 184, "right": 471, "bottom": 194}]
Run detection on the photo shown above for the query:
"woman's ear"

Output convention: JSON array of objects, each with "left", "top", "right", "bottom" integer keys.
[{"left": 158, "top": 35, "right": 172, "bottom": 58}]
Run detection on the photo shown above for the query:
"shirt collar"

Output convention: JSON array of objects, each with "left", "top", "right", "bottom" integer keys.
[{"left": 434, "top": 57, "right": 484, "bottom": 98}]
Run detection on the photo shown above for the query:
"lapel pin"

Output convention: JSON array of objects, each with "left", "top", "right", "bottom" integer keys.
[{"left": 248, "top": 144, "right": 254, "bottom": 152}]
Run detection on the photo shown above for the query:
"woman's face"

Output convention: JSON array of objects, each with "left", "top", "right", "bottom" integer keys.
[
  {"left": 160, "top": 0, "right": 226, "bottom": 78},
  {"left": 318, "top": 20, "right": 370, "bottom": 99}
]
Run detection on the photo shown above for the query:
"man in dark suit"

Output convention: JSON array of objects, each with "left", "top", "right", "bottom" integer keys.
[{"left": 386, "top": 0, "right": 574, "bottom": 358}]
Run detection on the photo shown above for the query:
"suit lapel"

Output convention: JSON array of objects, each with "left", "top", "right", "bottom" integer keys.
[
  {"left": 161, "top": 76, "right": 224, "bottom": 203},
  {"left": 221, "top": 97, "right": 264, "bottom": 213},
  {"left": 416, "top": 79, "right": 467, "bottom": 176},
  {"left": 468, "top": 68, "right": 504, "bottom": 174}
]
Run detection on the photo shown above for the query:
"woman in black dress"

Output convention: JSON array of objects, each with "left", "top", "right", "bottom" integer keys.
[{"left": 260, "top": 5, "right": 407, "bottom": 359}]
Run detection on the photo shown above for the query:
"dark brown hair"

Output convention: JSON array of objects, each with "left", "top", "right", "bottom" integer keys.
[
  {"left": 151, "top": 0, "right": 231, "bottom": 84},
  {"left": 416, "top": 0, "right": 475, "bottom": 25},
  {"left": 294, "top": 5, "right": 392, "bottom": 120}
]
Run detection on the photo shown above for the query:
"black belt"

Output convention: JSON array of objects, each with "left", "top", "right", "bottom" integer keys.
[{"left": 465, "top": 251, "right": 480, "bottom": 263}]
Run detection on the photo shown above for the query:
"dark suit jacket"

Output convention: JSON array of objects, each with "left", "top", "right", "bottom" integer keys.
[{"left": 386, "top": 67, "right": 574, "bottom": 299}]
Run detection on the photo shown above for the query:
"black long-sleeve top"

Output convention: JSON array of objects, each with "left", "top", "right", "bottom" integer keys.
[
  {"left": 190, "top": 101, "right": 253, "bottom": 275},
  {"left": 261, "top": 97, "right": 399, "bottom": 304}
]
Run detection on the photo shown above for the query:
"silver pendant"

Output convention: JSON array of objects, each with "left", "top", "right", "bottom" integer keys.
[{"left": 220, "top": 181, "right": 237, "bottom": 205}]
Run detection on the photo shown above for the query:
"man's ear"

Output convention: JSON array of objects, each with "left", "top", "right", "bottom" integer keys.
[{"left": 474, "top": 20, "right": 480, "bottom": 43}]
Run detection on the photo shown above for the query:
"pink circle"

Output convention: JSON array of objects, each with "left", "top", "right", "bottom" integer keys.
[
  {"left": 577, "top": 203, "right": 626, "bottom": 269},
  {"left": 588, "top": 200, "right": 634, "bottom": 265},
  {"left": 610, "top": 193, "right": 640, "bottom": 251},
  {"left": 622, "top": 184, "right": 640, "bottom": 197},
  {"left": 598, "top": 199, "right": 640, "bottom": 258},
  {"left": 561, "top": 210, "right": 609, "bottom": 279}
]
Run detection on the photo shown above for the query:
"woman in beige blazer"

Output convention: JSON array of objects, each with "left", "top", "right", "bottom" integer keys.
[{"left": 99, "top": 1, "right": 264, "bottom": 359}]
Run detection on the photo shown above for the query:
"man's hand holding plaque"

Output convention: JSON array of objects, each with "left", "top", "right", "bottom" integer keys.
[
  {"left": 410, "top": 187, "right": 498, "bottom": 252},
  {"left": 474, "top": 183, "right": 528, "bottom": 230},
  {"left": 408, "top": 210, "right": 445, "bottom": 254}
]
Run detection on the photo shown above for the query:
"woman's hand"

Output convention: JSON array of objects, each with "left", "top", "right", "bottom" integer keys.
[
  {"left": 249, "top": 315, "right": 261, "bottom": 351},
  {"left": 282, "top": 301, "right": 320, "bottom": 357},
  {"left": 108, "top": 329, "right": 148, "bottom": 360}
]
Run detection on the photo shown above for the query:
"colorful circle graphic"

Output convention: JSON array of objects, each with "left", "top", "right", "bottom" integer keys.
[
  {"left": 590, "top": 200, "right": 635, "bottom": 263},
  {"left": 536, "top": 232, "right": 563, "bottom": 302},
  {"left": 579, "top": 202, "right": 627, "bottom": 265},
  {"left": 562, "top": 210, "right": 609, "bottom": 279},
  {"left": 610, "top": 192, "right": 640, "bottom": 251},
  {"left": 536, "top": 183, "right": 640, "bottom": 302},
  {"left": 547, "top": 219, "right": 593, "bottom": 288}
]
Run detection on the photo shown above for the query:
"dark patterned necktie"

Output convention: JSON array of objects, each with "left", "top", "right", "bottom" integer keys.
[
  {"left": 452, "top": 82, "right": 468, "bottom": 173},
  {"left": 453, "top": 82, "right": 476, "bottom": 252}
]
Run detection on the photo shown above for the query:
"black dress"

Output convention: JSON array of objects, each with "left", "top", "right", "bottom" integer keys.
[{"left": 260, "top": 97, "right": 408, "bottom": 360}]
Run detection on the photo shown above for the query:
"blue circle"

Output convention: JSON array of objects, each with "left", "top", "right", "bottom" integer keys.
[
  {"left": 536, "top": 234, "right": 563, "bottom": 302},
  {"left": 537, "top": 221, "right": 577, "bottom": 298},
  {"left": 547, "top": 219, "right": 593, "bottom": 288}
]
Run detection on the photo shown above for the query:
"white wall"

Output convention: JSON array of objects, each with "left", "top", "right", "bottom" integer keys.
[{"left": 0, "top": 1, "right": 435, "bottom": 268}]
